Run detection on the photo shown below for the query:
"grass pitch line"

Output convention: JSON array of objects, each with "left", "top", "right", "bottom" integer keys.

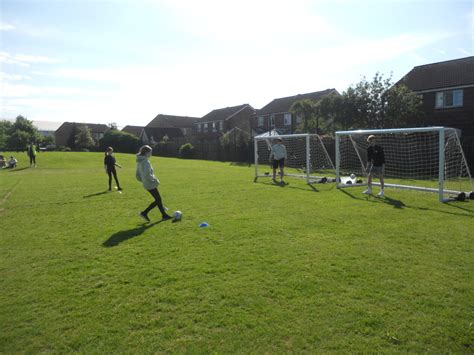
[{"left": 0, "top": 181, "right": 21, "bottom": 213}]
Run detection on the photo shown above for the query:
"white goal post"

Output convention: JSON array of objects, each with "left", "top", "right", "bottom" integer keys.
[
  {"left": 335, "top": 126, "right": 473, "bottom": 202},
  {"left": 254, "top": 133, "right": 335, "bottom": 184}
]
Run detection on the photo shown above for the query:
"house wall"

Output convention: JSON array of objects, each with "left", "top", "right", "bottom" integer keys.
[
  {"left": 251, "top": 112, "right": 296, "bottom": 134},
  {"left": 225, "top": 106, "right": 255, "bottom": 134},
  {"left": 55, "top": 124, "right": 73, "bottom": 147}
]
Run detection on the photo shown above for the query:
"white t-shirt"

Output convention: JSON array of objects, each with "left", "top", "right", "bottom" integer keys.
[{"left": 271, "top": 143, "right": 287, "bottom": 160}]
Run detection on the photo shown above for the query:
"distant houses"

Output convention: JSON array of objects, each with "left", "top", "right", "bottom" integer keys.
[{"left": 55, "top": 122, "right": 109, "bottom": 148}]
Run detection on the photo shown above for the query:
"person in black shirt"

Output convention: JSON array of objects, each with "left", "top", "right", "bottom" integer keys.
[
  {"left": 362, "top": 135, "right": 385, "bottom": 196},
  {"left": 104, "top": 147, "right": 122, "bottom": 191}
]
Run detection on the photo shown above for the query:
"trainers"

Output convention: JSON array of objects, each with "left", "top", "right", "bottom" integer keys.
[
  {"left": 118, "top": 187, "right": 123, "bottom": 191},
  {"left": 378, "top": 190, "right": 384, "bottom": 197},
  {"left": 139, "top": 211, "right": 150, "bottom": 222},
  {"left": 362, "top": 189, "right": 372, "bottom": 195},
  {"left": 162, "top": 214, "right": 172, "bottom": 221}
]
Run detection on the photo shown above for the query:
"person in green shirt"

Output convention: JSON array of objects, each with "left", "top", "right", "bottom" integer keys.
[{"left": 27, "top": 142, "right": 38, "bottom": 167}]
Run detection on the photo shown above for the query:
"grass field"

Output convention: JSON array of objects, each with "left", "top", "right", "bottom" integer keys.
[{"left": 1, "top": 152, "right": 473, "bottom": 353}]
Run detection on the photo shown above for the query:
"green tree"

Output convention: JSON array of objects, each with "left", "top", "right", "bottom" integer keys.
[
  {"left": 0, "top": 120, "right": 13, "bottom": 150},
  {"left": 74, "top": 125, "right": 95, "bottom": 149},
  {"left": 6, "top": 115, "right": 40, "bottom": 150},
  {"left": 99, "top": 129, "right": 140, "bottom": 153},
  {"left": 290, "top": 99, "right": 317, "bottom": 132}
]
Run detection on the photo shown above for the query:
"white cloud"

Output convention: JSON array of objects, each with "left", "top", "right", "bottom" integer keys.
[
  {"left": 0, "top": 22, "right": 15, "bottom": 31},
  {"left": 0, "top": 51, "right": 61, "bottom": 67},
  {"left": 0, "top": 72, "right": 31, "bottom": 81}
]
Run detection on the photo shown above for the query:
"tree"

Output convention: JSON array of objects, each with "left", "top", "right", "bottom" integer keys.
[
  {"left": 290, "top": 99, "right": 317, "bottom": 133},
  {"left": 99, "top": 129, "right": 140, "bottom": 153},
  {"left": 108, "top": 122, "right": 118, "bottom": 130},
  {"left": 6, "top": 115, "right": 40, "bottom": 150},
  {"left": 74, "top": 125, "right": 95, "bottom": 150},
  {"left": 0, "top": 120, "right": 13, "bottom": 150}
]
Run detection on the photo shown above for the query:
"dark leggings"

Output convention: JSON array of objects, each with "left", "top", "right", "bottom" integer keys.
[
  {"left": 29, "top": 155, "right": 36, "bottom": 165},
  {"left": 143, "top": 188, "right": 167, "bottom": 216},
  {"left": 107, "top": 169, "right": 121, "bottom": 189}
]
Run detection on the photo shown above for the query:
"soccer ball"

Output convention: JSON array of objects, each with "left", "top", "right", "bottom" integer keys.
[
  {"left": 350, "top": 173, "right": 356, "bottom": 180},
  {"left": 173, "top": 211, "right": 183, "bottom": 220}
]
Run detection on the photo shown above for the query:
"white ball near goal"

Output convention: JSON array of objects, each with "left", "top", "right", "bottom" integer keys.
[
  {"left": 350, "top": 173, "right": 356, "bottom": 180},
  {"left": 173, "top": 211, "right": 183, "bottom": 220}
]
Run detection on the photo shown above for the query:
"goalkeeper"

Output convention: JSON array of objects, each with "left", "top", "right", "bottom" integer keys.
[
  {"left": 363, "top": 135, "right": 385, "bottom": 196},
  {"left": 270, "top": 137, "right": 287, "bottom": 184}
]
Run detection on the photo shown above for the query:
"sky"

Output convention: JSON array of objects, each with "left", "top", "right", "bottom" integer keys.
[{"left": 1, "top": 0, "right": 473, "bottom": 128}]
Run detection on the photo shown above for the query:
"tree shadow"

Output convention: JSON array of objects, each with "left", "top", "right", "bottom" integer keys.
[
  {"left": 339, "top": 188, "right": 473, "bottom": 216},
  {"left": 103, "top": 221, "right": 163, "bottom": 247},
  {"left": 83, "top": 191, "right": 109, "bottom": 198}
]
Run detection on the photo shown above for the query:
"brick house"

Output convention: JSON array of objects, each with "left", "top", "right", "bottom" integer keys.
[
  {"left": 193, "top": 104, "right": 255, "bottom": 138},
  {"left": 147, "top": 114, "right": 200, "bottom": 137},
  {"left": 55, "top": 122, "right": 109, "bottom": 148},
  {"left": 397, "top": 56, "right": 474, "bottom": 166},
  {"left": 252, "top": 89, "right": 339, "bottom": 136},
  {"left": 397, "top": 56, "right": 474, "bottom": 136},
  {"left": 138, "top": 127, "right": 184, "bottom": 145}
]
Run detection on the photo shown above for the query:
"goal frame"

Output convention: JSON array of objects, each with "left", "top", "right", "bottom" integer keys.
[
  {"left": 335, "top": 126, "right": 472, "bottom": 202},
  {"left": 254, "top": 133, "right": 335, "bottom": 184}
]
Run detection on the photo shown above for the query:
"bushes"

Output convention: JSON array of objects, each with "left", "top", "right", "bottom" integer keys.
[
  {"left": 179, "top": 143, "right": 195, "bottom": 159},
  {"left": 99, "top": 130, "right": 140, "bottom": 153}
]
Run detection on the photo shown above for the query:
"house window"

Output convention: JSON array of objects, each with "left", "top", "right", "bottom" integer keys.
[
  {"left": 270, "top": 114, "right": 275, "bottom": 126},
  {"left": 219, "top": 121, "right": 224, "bottom": 131},
  {"left": 284, "top": 113, "right": 291, "bottom": 126},
  {"left": 197, "top": 125, "right": 201, "bottom": 133},
  {"left": 296, "top": 114, "right": 302, "bottom": 124},
  {"left": 212, "top": 122, "right": 217, "bottom": 132},
  {"left": 258, "top": 116, "right": 264, "bottom": 127},
  {"left": 204, "top": 123, "right": 208, "bottom": 131},
  {"left": 435, "top": 89, "right": 463, "bottom": 108}
]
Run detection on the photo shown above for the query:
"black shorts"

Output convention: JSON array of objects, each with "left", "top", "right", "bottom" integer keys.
[{"left": 273, "top": 158, "right": 285, "bottom": 169}]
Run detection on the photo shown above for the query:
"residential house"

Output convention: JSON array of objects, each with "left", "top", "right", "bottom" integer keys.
[
  {"left": 397, "top": 56, "right": 474, "bottom": 167},
  {"left": 397, "top": 56, "right": 474, "bottom": 136},
  {"left": 252, "top": 89, "right": 339, "bottom": 136},
  {"left": 138, "top": 127, "right": 184, "bottom": 145},
  {"left": 122, "top": 125, "right": 144, "bottom": 137},
  {"left": 193, "top": 104, "right": 255, "bottom": 138},
  {"left": 55, "top": 122, "right": 109, "bottom": 148},
  {"left": 147, "top": 114, "right": 200, "bottom": 137}
]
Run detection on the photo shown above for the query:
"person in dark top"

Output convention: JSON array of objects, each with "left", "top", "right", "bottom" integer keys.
[
  {"left": 363, "top": 135, "right": 385, "bottom": 196},
  {"left": 104, "top": 147, "right": 122, "bottom": 191}
]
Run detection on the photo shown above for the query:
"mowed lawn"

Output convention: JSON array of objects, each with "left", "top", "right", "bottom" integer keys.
[{"left": 0, "top": 152, "right": 473, "bottom": 353}]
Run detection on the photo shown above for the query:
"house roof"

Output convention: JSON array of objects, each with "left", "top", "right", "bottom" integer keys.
[
  {"left": 197, "top": 104, "right": 254, "bottom": 123},
  {"left": 142, "top": 127, "right": 183, "bottom": 140},
  {"left": 122, "top": 125, "right": 144, "bottom": 137},
  {"left": 147, "top": 114, "right": 200, "bottom": 128},
  {"left": 257, "top": 89, "right": 338, "bottom": 115},
  {"left": 57, "top": 122, "right": 109, "bottom": 133},
  {"left": 397, "top": 56, "right": 474, "bottom": 91}
]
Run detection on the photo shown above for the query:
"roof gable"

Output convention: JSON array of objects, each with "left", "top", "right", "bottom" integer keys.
[
  {"left": 198, "top": 104, "right": 253, "bottom": 123},
  {"left": 147, "top": 114, "right": 200, "bottom": 128},
  {"left": 257, "top": 89, "right": 338, "bottom": 115},
  {"left": 57, "top": 122, "right": 109, "bottom": 133},
  {"left": 397, "top": 56, "right": 474, "bottom": 91}
]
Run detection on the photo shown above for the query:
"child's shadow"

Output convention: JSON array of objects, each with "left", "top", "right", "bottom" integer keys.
[{"left": 103, "top": 221, "right": 163, "bottom": 247}]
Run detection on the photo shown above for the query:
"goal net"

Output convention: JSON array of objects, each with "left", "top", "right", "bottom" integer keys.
[
  {"left": 335, "top": 127, "right": 473, "bottom": 202},
  {"left": 254, "top": 133, "right": 335, "bottom": 183}
]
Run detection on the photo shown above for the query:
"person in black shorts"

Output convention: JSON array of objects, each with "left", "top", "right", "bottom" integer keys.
[
  {"left": 104, "top": 147, "right": 122, "bottom": 191},
  {"left": 363, "top": 135, "right": 385, "bottom": 196},
  {"left": 270, "top": 137, "right": 287, "bottom": 184}
]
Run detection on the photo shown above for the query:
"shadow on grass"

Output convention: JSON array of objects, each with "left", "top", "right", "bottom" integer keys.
[
  {"left": 339, "top": 188, "right": 473, "bottom": 216},
  {"left": 230, "top": 162, "right": 251, "bottom": 167},
  {"left": 8, "top": 167, "right": 29, "bottom": 172},
  {"left": 255, "top": 179, "right": 338, "bottom": 193},
  {"left": 103, "top": 220, "right": 163, "bottom": 247},
  {"left": 83, "top": 191, "right": 109, "bottom": 198}
]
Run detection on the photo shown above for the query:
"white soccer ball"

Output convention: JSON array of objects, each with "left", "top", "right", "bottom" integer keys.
[
  {"left": 350, "top": 173, "right": 356, "bottom": 180},
  {"left": 173, "top": 210, "right": 183, "bottom": 220}
]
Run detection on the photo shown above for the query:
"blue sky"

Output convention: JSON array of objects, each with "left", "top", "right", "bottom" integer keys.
[{"left": 1, "top": 0, "right": 473, "bottom": 128}]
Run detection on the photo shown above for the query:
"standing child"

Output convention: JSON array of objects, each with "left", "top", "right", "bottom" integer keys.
[
  {"left": 27, "top": 142, "right": 37, "bottom": 167},
  {"left": 104, "top": 147, "right": 122, "bottom": 191},
  {"left": 270, "top": 137, "right": 287, "bottom": 184},
  {"left": 362, "top": 135, "right": 385, "bottom": 196},
  {"left": 135, "top": 145, "right": 172, "bottom": 222}
]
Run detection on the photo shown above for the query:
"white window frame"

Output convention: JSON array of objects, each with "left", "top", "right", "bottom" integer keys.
[
  {"left": 204, "top": 123, "right": 208, "bottom": 131},
  {"left": 270, "top": 114, "right": 275, "bottom": 126},
  {"left": 296, "top": 114, "right": 303, "bottom": 124},
  {"left": 219, "top": 121, "right": 224, "bottom": 131},
  {"left": 284, "top": 113, "right": 291, "bottom": 126},
  {"left": 435, "top": 89, "right": 463, "bottom": 109},
  {"left": 257, "top": 116, "right": 264, "bottom": 127},
  {"left": 212, "top": 122, "right": 217, "bottom": 132}
]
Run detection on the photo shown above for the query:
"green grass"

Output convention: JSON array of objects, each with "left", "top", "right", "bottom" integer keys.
[{"left": 0, "top": 152, "right": 473, "bottom": 353}]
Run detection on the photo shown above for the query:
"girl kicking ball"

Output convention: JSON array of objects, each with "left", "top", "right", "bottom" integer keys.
[
  {"left": 136, "top": 145, "right": 172, "bottom": 222},
  {"left": 104, "top": 147, "right": 122, "bottom": 191}
]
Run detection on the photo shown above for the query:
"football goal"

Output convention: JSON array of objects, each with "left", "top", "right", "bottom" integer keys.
[
  {"left": 254, "top": 133, "right": 335, "bottom": 184},
  {"left": 335, "top": 126, "right": 473, "bottom": 202}
]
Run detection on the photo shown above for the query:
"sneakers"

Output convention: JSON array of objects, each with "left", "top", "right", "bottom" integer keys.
[
  {"left": 377, "top": 190, "right": 385, "bottom": 197},
  {"left": 162, "top": 214, "right": 172, "bottom": 221},
  {"left": 139, "top": 211, "right": 150, "bottom": 223},
  {"left": 117, "top": 187, "right": 123, "bottom": 191},
  {"left": 362, "top": 189, "right": 372, "bottom": 195}
]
